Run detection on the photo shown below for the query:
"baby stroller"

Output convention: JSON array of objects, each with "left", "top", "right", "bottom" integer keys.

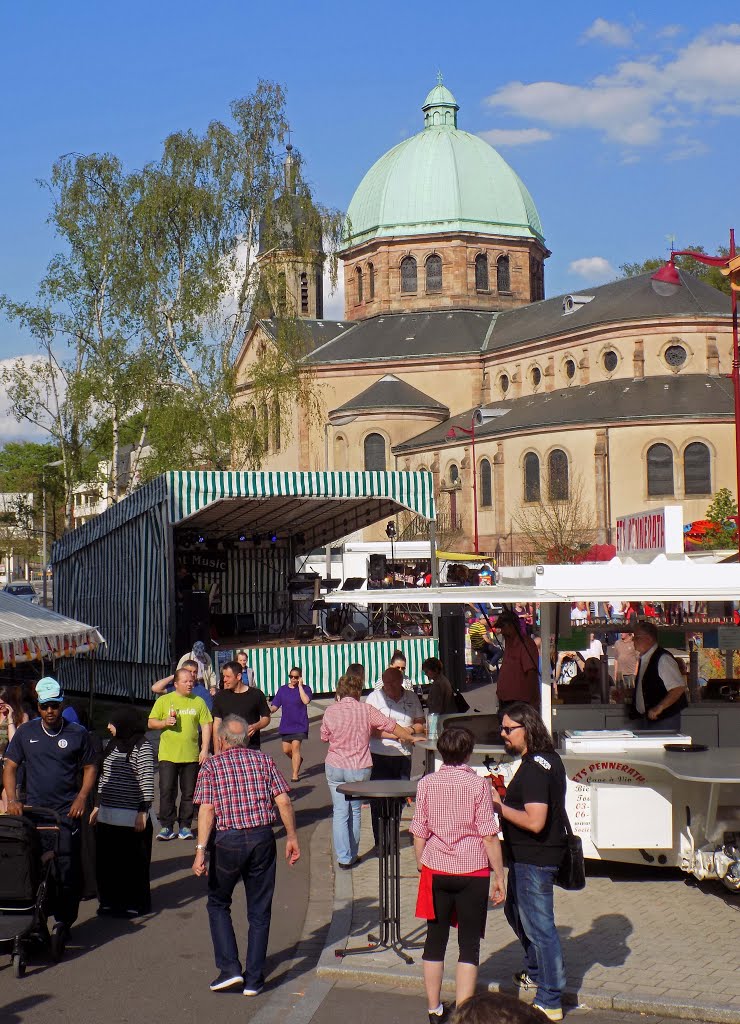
[{"left": 0, "top": 807, "right": 62, "bottom": 977}]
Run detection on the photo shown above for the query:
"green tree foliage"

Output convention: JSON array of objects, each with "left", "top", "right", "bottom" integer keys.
[
  {"left": 700, "top": 487, "right": 738, "bottom": 549},
  {"left": 620, "top": 244, "right": 732, "bottom": 295},
  {"left": 1, "top": 81, "right": 344, "bottom": 518}
]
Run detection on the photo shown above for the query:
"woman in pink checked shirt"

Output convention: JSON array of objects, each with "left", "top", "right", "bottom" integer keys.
[
  {"left": 411, "top": 726, "right": 506, "bottom": 1024},
  {"left": 321, "top": 672, "right": 415, "bottom": 869}
]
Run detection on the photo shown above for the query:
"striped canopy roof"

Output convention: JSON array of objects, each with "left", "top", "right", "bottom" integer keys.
[
  {"left": 53, "top": 470, "right": 435, "bottom": 562},
  {"left": 168, "top": 470, "right": 435, "bottom": 550}
]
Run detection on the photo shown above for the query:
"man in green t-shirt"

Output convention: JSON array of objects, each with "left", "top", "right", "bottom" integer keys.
[{"left": 148, "top": 667, "right": 213, "bottom": 841}]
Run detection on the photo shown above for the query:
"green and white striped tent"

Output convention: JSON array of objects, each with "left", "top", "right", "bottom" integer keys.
[{"left": 52, "top": 471, "right": 435, "bottom": 699}]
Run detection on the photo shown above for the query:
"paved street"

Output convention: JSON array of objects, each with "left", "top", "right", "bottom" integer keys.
[{"left": 2, "top": 684, "right": 739, "bottom": 1024}]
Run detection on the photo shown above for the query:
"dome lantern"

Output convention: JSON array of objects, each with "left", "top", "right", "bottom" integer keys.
[{"left": 422, "top": 72, "right": 459, "bottom": 129}]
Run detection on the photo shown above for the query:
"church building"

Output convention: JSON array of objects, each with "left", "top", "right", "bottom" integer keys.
[{"left": 234, "top": 81, "right": 734, "bottom": 555}]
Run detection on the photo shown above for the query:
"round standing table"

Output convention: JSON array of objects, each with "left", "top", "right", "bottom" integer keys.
[{"left": 335, "top": 778, "right": 419, "bottom": 963}]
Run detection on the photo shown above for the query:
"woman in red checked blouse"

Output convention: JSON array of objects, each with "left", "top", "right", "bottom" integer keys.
[{"left": 411, "top": 726, "right": 506, "bottom": 1023}]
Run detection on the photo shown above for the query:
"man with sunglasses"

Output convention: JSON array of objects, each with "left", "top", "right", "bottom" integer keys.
[
  {"left": 492, "top": 702, "right": 567, "bottom": 1022},
  {"left": 3, "top": 677, "right": 98, "bottom": 944}
]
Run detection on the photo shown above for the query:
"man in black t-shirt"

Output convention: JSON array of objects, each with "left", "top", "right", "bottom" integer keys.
[
  {"left": 492, "top": 702, "right": 567, "bottom": 1022},
  {"left": 212, "top": 662, "right": 271, "bottom": 752}
]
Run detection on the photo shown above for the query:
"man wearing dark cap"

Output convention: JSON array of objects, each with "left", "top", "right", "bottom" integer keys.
[
  {"left": 495, "top": 612, "right": 540, "bottom": 712},
  {"left": 3, "top": 677, "right": 97, "bottom": 943}
]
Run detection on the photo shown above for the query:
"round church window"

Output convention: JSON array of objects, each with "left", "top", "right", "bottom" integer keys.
[
  {"left": 665, "top": 344, "right": 687, "bottom": 368},
  {"left": 565, "top": 359, "right": 576, "bottom": 380},
  {"left": 500, "top": 374, "right": 509, "bottom": 394},
  {"left": 603, "top": 350, "right": 618, "bottom": 372},
  {"left": 531, "top": 367, "right": 542, "bottom": 386}
]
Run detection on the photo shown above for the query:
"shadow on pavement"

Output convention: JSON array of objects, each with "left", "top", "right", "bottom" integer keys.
[
  {"left": 486, "top": 912, "right": 632, "bottom": 998},
  {"left": 0, "top": 994, "right": 52, "bottom": 1022}
]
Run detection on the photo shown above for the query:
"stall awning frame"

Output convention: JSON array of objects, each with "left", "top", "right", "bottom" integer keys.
[{"left": 0, "top": 592, "right": 104, "bottom": 667}]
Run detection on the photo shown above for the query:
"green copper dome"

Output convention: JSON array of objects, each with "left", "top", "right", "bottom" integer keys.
[{"left": 344, "top": 81, "right": 544, "bottom": 247}]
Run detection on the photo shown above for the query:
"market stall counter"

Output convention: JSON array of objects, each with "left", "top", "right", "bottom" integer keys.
[{"left": 420, "top": 724, "right": 740, "bottom": 892}]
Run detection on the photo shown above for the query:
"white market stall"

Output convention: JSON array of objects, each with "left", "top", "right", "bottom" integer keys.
[
  {"left": 326, "top": 556, "right": 740, "bottom": 890},
  {"left": 0, "top": 592, "right": 104, "bottom": 669}
]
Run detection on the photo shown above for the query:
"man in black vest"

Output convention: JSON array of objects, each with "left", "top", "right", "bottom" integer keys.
[{"left": 633, "top": 622, "right": 687, "bottom": 731}]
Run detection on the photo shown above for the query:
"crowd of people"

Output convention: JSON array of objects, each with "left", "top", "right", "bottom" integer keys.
[{"left": 0, "top": 627, "right": 619, "bottom": 1024}]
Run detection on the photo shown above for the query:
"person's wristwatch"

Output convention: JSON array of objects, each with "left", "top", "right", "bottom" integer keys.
[{"left": 195, "top": 844, "right": 206, "bottom": 852}]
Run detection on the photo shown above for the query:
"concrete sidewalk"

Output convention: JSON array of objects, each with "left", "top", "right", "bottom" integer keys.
[{"left": 316, "top": 806, "right": 740, "bottom": 1024}]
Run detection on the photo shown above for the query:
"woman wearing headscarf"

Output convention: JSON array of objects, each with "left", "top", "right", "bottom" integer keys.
[
  {"left": 178, "top": 641, "right": 218, "bottom": 694},
  {"left": 90, "top": 706, "right": 155, "bottom": 916}
]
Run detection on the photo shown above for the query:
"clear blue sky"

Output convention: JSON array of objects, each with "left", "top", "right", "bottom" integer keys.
[{"left": 1, "top": 1, "right": 738, "bottom": 377}]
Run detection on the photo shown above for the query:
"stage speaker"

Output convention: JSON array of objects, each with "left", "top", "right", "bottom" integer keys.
[
  {"left": 368, "top": 554, "right": 387, "bottom": 583},
  {"left": 295, "top": 624, "right": 317, "bottom": 641},
  {"left": 341, "top": 624, "right": 356, "bottom": 642},
  {"left": 178, "top": 591, "right": 210, "bottom": 652},
  {"left": 438, "top": 604, "right": 466, "bottom": 691}
]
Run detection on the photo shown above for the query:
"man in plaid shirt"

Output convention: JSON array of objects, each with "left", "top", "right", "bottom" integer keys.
[{"left": 193, "top": 714, "right": 300, "bottom": 997}]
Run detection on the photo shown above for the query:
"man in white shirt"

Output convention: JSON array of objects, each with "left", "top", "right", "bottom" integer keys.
[
  {"left": 633, "top": 622, "right": 687, "bottom": 731},
  {"left": 365, "top": 667, "right": 425, "bottom": 844}
]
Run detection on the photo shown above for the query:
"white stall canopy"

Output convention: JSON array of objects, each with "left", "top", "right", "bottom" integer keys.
[
  {"left": 0, "top": 592, "right": 105, "bottom": 667},
  {"left": 325, "top": 555, "right": 740, "bottom": 605}
]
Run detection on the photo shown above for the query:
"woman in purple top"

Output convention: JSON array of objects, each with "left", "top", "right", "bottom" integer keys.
[{"left": 270, "top": 666, "right": 312, "bottom": 782}]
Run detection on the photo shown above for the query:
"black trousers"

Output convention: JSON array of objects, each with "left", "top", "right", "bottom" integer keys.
[
  {"left": 158, "top": 760, "right": 199, "bottom": 829},
  {"left": 40, "top": 817, "right": 82, "bottom": 927},
  {"left": 96, "top": 818, "right": 153, "bottom": 914},
  {"left": 369, "top": 753, "right": 411, "bottom": 844},
  {"left": 423, "top": 873, "right": 490, "bottom": 966}
]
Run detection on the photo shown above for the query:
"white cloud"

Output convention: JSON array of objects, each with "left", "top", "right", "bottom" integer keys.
[
  {"left": 657, "top": 24, "right": 683, "bottom": 39},
  {"left": 0, "top": 356, "right": 48, "bottom": 443},
  {"left": 581, "top": 18, "right": 634, "bottom": 47},
  {"left": 666, "top": 136, "right": 709, "bottom": 161},
  {"left": 484, "top": 24, "right": 740, "bottom": 149},
  {"left": 478, "top": 128, "right": 553, "bottom": 147},
  {"left": 568, "top": 257, "right": 615, "bottom": 282}
]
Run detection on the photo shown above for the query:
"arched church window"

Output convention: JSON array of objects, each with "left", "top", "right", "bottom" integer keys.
[
  {"left": 356, "top": 266, "right": 363, "bottom": 304},
  {"left": 475, "top": 254, "right": 489, "bottom": 292},
  {"left": 368, "top": 262, "right": 375, "bottom": 299},
  {"left": 479, "top": 459, "right": 492, "bottom": 507},
  {"left": 684, "top": 442, "right": 710, "bottom": 495},
  {"left": 524, "top": 453, "right": 540, "bottom": 503},
  {"left": 426, "top": 254, "right": 443, "bottom": 293},
  {"left": 364, "top": 433, "right": 387, "bottom": 471},
  {"left": 400, "top": 256, "right": 417, "bottom": 293},
  {"left": 448, "top": 464, "right": 459, "bottom": 486},
  {"left": 647, "top": 443, "right": 674, "bottom": 497},
  {"left": 334, "top": 433, "right": 348, "bottom": 471},
  {"left": 300, "top": 272, "right": 308, "bottom": 314},
  {"left": 548, "top": 450, "right": 569, "bottom": 501},
  {"left": 497, "top": 255, "right": 511, "bottom": 293},
  {"left": 315, "top": 272, "right": 323, "bottom": 319}
]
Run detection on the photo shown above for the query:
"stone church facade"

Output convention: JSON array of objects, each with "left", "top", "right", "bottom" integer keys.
[{"left": 234, "top": 81, "right": 734, "bottom": 555}]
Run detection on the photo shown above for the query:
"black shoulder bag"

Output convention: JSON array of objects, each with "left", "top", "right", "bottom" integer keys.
[
  {"left": 452, "top": 686, "right": 470, "bottom": 714},
  {"left": 555, "top": 807, "right": 586, "bottom": 891}
]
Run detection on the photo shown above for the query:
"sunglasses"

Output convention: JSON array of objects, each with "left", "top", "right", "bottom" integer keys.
[
  {"left": 500, "top": 724, "right": 525, "bottom": 736},
  {"left": 289, "top": 674, "right": 301, "bottom": 680},
  {"left": 38, "top": 702, "right": 61, "bottom": 711}
]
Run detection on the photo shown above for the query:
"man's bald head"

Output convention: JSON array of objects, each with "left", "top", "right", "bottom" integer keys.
[{"left": 218, "top": 714, "right": 248, "bottom": 747}]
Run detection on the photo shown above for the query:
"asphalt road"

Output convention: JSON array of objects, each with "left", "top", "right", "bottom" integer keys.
[{"left": 0, "top": 716, "right": 332, "bottom": 1024}]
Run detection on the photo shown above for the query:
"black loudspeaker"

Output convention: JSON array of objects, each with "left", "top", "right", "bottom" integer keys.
[
  {"left": 179, "top": 591, "right": 210, "bottom": 651},
  {"left": 369, "top": 554, "right": 387, "bottom": 583},
  {"left": 438, "top": 604, "right": 466, "bottom": 691}
]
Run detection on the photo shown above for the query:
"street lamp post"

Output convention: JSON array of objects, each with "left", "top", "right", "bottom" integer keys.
[
  {"left": 41, "top": 460, "right": 63, "bottom": 609},
  {"left": 447, "top": 417, "right": 479, "bottom": 553},
  {"left": 651, "top": 231, "right": 739, "bottom": 556}
]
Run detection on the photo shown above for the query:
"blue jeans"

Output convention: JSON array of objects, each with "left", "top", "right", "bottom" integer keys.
[
  {"left": 325, "top": 765, "right": 371, "bottom": 864},
  {"left": 637, "top": 712, "right": 682, "bottom": 732},
  {"left": 505, "top": 861, "right": 566, "bottom": 1011},
  {"left": 206, "top": 826, "right": 276, "bottom": 987}
]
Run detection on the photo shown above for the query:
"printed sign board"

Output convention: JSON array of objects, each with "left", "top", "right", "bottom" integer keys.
[{"left": 615, "top": 505, "right": 684, "bottom": 557}]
